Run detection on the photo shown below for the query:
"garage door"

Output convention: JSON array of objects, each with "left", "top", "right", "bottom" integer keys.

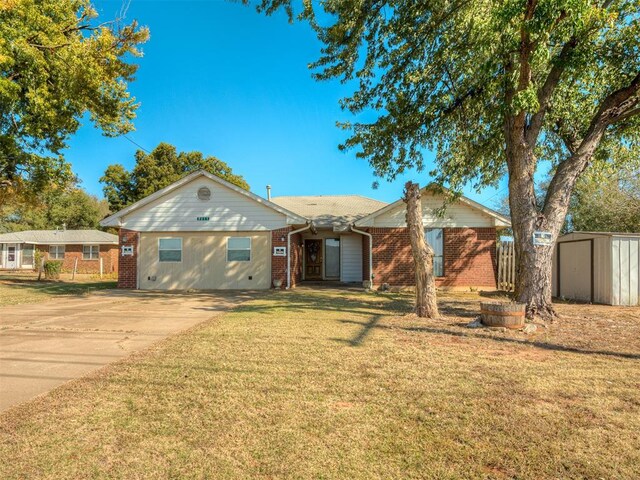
[{"left": 138, "top": 232, "right": 271, "bottom": 290}]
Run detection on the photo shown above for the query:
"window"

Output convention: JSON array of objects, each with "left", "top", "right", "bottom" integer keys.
[
  {"left": 83, "top": 245, "right": 100, "bottom": 260},
  {"left": 49, "top": 245, "right": 65, "bottom": 260},
  {"left": 22, "top": 245, "right": 34, "bottom": 266},
  {"left": 158, "top": 238, "right": 182, "bottom": 262},
  {"left": 227, "top": 237, "right": 251, "bottom": 261},
  {"left": 425, "top": 228, "right": 444, "bottom": 277}
]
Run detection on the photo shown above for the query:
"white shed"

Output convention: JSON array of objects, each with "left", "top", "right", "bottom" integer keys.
[{"left": 552, "top": 232, "right": 640, "bottom": 306}]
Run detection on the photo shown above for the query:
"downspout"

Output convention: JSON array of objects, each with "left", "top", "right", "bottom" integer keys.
[
  {"left": 350, "top": 225, "right": 373, "bottom": 287},
  {"left": 287, "top": 222, "right": 312, "bottom": 289}
]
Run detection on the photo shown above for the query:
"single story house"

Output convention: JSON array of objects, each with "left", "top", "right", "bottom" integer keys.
[
  {"left": 552, "top": 231, "right": 640, "bottom": 305},
  {"left": 0, "top": 230, "right": 119, "bottom": 274},
  {"left": 100, "top": 170, "right": 510, "bottom": 290}
]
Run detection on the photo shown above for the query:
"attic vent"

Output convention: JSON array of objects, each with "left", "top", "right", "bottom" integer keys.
[{"left": 197, "top": 187, "right": 211, "bottom": 201}]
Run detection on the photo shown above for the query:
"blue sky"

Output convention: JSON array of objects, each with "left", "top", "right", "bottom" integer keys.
[{"left": 65, "top": 0, "right": 509, "bottom": 207}]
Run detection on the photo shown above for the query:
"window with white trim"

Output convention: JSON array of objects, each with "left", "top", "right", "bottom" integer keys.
[
  {"left": 49, "top": 245, "right": 65, "bottom": 260},
  {"left": 227, "top": 237, "right": 251, "bottom": 261},
  {"left": 83, "top": 245, "right": 100, "bottom": 260},
  {"left": 425, "top": 228, "right": 444, "bottom": 277},
  {"left": 158, "top": 238, "right": 182, "bottom": 262}
]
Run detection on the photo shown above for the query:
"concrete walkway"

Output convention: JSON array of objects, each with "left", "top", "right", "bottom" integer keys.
[{"left": 0, "top": 290, "right": 252, "bottom": 411}]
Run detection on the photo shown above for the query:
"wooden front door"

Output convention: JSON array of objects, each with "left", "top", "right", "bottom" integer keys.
[{"left": 305, "top": 239, "right": 323, "bottom": 279}]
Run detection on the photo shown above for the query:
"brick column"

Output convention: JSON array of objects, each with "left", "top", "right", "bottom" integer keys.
[
  {"left": 271, "top": 227, "right": 290, "bottom": 288},
  {"left": 118, "top": 229, "right": 139, "bottom": 289}
]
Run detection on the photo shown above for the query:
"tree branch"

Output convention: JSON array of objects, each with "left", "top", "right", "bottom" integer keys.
[
  {"left": 525, "top": 33, "right": 576, "bottom": 145},
  {"left": 543, "top": 72, "right": 640, "bottom": 221}
]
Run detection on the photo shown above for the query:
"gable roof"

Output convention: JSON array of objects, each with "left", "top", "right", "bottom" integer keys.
[
  {"left": 270, "top": 195, "right": 387, "bottom": 228},
  {"left": 100, "top": 170, "right": 308, "bottom": 227},
  {"left": 0, "top": 230, "right": 118, "bottom": 245},
  {"left": 354, "top": 186, "right": 511, "bottom": 228}
]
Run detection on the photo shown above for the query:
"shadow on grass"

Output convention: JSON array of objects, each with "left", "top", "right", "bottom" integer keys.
[{"left": 337, "top": 318, "right": 640, "bottom": 360}]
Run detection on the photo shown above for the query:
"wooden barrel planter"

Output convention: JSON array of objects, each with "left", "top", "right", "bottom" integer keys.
[{"left": 480, "top": 302, "right": 526, "bottom": 329}]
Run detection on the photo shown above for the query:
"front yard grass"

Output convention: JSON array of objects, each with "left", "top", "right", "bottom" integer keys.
[
  {"left": 0, "top": 273, "right": 117, "bottom": 306},
  {"left": 1, "top": 288, "right": 639, "bottom": 479}
]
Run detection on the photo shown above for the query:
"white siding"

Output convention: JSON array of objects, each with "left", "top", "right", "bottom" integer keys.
[
  {"left": 593, "top": 236, "right": 612, "bottom": 305},
  {"left": 340, "top": 234, "right": 363, "bottom": 283},
  {"left": 612, "top": 237, "right": 640, "bottom": 306},
  {"left": 121, "top": 176, "right": 288, "bottom": 232},
  {"left": 363, "top": 193, "right": 496, "bottom": 228}
]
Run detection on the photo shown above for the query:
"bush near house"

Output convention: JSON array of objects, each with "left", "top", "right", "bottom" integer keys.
[{"left": 43, "top": 261, "right": 62, "bottom": 279}]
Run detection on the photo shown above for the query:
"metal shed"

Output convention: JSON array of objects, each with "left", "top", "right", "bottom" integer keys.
[{"left": 552, "top": 232, "right": 640, "bottom": 306}]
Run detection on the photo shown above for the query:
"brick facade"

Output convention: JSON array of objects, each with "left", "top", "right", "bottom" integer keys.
[
  {"left": 37, "top": 244, "right": 118, "bottom": 274},
  {"left": 367, "top": 227, "right": 497, "bottom": 289},
  {"left": 270, "top": 227, "right": 304, "bottom": 289},
  {"left": 362, "top": 233, "right": 371, "bottom": 283},
  {"left": 118, "top": 229, "right": 139, "bottom": 289},
  {"left": 271, "top": 227, "right": 289, "bottom": 288}
]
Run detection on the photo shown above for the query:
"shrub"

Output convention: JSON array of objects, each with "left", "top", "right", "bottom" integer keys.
[
  {"left": 43, "top": 261, "right": 63, "bottom": 279},
  {"left": 33, "top": 250, "right": 44, "bottom": 272}
]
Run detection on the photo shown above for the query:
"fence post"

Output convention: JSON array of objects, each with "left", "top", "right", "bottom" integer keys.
[
  {"left": 72, "top": 257, "right": 78, "bottom": 280},
  {"left": 99, "top": 257, "right": 103, "bottom": 279}
]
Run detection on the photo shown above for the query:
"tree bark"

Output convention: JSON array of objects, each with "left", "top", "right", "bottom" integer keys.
[{"left": 403, "top": 182, "right": 439, "bottom": 318}]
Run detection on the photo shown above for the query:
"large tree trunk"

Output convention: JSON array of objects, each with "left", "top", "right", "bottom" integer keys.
[
  {"left": 506, "top": 139, "right": 561, "bottom": 319},
  {"left": 403, "top": 182, "right": 439, "bottom": 318}
]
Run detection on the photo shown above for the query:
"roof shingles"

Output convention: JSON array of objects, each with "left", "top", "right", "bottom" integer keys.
[
  {"left": 0, "top": 230, "right": 118, "bottom": 245},
  {"left": 271, "top": 195, "right": 387, "bottom": 227}
]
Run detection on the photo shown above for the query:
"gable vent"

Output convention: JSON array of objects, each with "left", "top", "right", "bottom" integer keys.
[{"left": 197, "top": 187, "right": 211, "bottom": 201}]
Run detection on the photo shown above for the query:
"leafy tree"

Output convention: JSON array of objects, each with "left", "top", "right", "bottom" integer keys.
[
  {"left": 0, "top": 0, "right": 149, "bottom": 207},
  {"left": 252, "top": 0, "right": 640, "bottom": 317},
  {"left": 101, "top": 142, "right": 250, "bottom": 212},
  {"left": 569, "top": 164, "right": 640, "bottom": 232},
  {"left": 0, "top": 184, "right": 109, "bottom": 232}
]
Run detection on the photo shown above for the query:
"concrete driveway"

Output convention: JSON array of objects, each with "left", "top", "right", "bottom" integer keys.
[{"left": 0, "top": 290, "right": 252, "bottom": 411}]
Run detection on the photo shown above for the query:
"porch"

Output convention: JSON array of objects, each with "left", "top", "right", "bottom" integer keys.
[{"left": 296, "top": 229, "right": 366, "bottom": 284}]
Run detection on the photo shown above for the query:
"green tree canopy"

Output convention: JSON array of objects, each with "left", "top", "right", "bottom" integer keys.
[
  {"left": 252, "top": 0, "right": 640, "bottom": 316},
  {"left": 569, "top": 164, "right": 640, "bottom": 232},
  {"left": 100, "top": 142, "right": 250, "bottom": 212},
  {"left": 0, "top": 0, "right": 148, "bottom": 206},
  {"left": 0, "top": 183, "right": 109, "bottom": 232}
]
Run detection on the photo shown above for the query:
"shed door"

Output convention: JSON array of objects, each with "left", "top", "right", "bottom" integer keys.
[{"left": 558, "top": 241, "right": 592, "bottom": 302}]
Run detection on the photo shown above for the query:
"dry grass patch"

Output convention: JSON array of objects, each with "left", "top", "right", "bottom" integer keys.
[
  {"left": 0, "top": 273, "right": 116, "bottom": 306},
  {"left": 1, "top": 288, "right": 639, "bottom": 479}
]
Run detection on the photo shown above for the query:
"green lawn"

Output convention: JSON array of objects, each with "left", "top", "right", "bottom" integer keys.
[
  {"left": 0, "top": 273, "right": 117, "bottom": 306},
  {"left": 1, "top": 288, "right": 639, "bottom": 479}
]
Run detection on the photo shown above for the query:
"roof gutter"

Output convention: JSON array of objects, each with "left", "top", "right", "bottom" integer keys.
[
  {"left": 287, "top": 222, "right": 312, "bottom": 289},
  {"left": 350, "top": 225, "right": 373, "bottom": 286}
]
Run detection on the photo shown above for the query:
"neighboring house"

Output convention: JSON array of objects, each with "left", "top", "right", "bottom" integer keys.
[
  {"left": 0, "top": 230, "right": 119, "bottom": 274},
  {"left": 552, "top": 232, "right": 640, "bottom": 305},
  {"left": 101, "top": 169, "right": 511, "bottom": 290}
]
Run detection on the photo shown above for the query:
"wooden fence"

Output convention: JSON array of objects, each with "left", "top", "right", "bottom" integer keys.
[{"left": 497, "top": 240, "right": 516, "bottom": 291}]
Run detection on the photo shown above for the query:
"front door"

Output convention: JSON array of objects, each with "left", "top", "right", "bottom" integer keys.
[
  {"left": 305, "top": 239, "right": 323, "bottom": 279},
  {"left": 6, "top": 244, "right": 17, "bottom": 269}
]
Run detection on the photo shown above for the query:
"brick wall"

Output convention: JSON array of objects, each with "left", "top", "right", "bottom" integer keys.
[
  {"left": 271, "top": 227, "right": 289, "bottom": 288},
  {"left": 367, "top": 227, "right": 497, "bottom": 288},
  {"left": 118, "top": 229, "right": 139, "bottom": 289},
  {"left": 362, "top": 233, "right": 371, "bottom": 283},
  {"left": 36, "top": 244, "right": 118, "bottom": 274}
]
